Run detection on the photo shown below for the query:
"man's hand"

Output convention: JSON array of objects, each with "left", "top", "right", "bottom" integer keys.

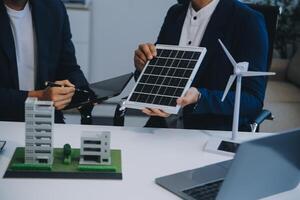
[
  {"left": 142, "top": 108, "right": 170, "bottom": 118},
  {"left": 177, "top": 87, "right": 200, "bottom": 107},
  {"left": 28, "top": 80, "right": 75, "bottom": 110},
  {"left": 141, "top": 88, "right": 200, "bottom": 118},
  {"left": 134, "top": 43, "right": 157, "bottom": 71}
]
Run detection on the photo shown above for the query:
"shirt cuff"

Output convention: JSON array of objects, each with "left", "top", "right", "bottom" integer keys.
[{"left": 193, "top": 88, "right": 210, "bottom": 114}]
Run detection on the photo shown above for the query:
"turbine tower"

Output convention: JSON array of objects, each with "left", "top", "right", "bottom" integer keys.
[
  {"left": 204, "top": 39, "right": 275, "bottom": 156},
  {"left": 219, "top": 39, "right": 275, "bottom": 140}
]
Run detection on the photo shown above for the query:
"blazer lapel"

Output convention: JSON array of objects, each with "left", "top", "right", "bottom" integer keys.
[
  {"left": 173, "top": 6, "right": 189, "bottom": 45},
  {"left": 193, "top": 0, "right": 233, "bottom": 85},
  {"left": 157, "top": 4, "right": 189, "bottom": 45},
  {"left": 30, "top": 0, "right": 50, "bottom": 90},
  {"left": 200, "top": 0, "right": 232, "bottom": 48},
  {"left": 0, "top": 2, "right": 19, "bottom": 89}
]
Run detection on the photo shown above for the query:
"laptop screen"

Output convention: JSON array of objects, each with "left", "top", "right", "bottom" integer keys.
[
  {"left": 217, "top": 129, "right": 300, "bottom": 200},
  {"left": 89, "top": 73, "right": 133, "bottom": 99}
]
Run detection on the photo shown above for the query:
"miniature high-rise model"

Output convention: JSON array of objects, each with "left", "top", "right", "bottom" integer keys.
[
  {"left": 25, "top": 97, "right": 54, "bottom": 165},
  {"left": 80, "top": 131, "right": 111, "bottom": 165}
]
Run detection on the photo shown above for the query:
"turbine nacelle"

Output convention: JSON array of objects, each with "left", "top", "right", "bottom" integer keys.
[{"left": 235, "top": 62, "right": 249, "bottom": 74}]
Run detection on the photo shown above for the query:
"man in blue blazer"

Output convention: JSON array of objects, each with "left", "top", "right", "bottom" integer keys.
[
  {"left": 134, "top": 0, "right": 268, "bottom": 131},
  {"left": 0, "top": 0, "right": 90, "bottom": 123}
]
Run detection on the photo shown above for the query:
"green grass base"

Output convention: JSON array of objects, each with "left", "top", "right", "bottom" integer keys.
[
  {"left": 78, "top": 165, "right": 117, "bottom": 172},
  {"left": 63, "top": 157, "right": 71, "bottom": 165},
  {"left": 7, "top": 147, "right": 122, "bottom": 173},
  {"left": 11, "top": 163, "right": 52, "bottom": 171}
]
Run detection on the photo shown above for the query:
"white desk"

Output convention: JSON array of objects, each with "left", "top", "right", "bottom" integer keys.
[{"left": 0, "top": 122, "right": 298, "bottom": 200}]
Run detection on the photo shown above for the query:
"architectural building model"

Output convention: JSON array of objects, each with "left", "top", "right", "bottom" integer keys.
[
  {"left": 25, "top": 97, "right": 54, "bottom": 165},
  {"left": 5, "top": 98, "right": 122, "bottom": 180},
  {"left": 80, "top": 131, "right": 111, "bottom": 165}
]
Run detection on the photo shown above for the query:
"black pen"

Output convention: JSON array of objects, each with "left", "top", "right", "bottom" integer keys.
[{"left": 45, "top": 81, "right": 89, "bottom": 94}]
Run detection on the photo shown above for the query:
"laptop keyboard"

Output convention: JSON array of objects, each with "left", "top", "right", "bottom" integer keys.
[{"left": 182, "top": 180, "right": 223, "bottom": 200}]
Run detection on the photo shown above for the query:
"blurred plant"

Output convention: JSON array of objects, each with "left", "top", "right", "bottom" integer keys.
[
  {"left": 273, "top": 0, "right": 299, "bottom": 58},
  {"left": 245, "top": 0, "right": 300, "bottom": 58}
]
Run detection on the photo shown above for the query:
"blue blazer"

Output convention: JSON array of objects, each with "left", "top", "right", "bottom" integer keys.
[
  {"left": 0, "top": 0, "right": 89, "bottom": 123},
  {"left": 143, "top": 0, "right": 269, "bottom": 131}
]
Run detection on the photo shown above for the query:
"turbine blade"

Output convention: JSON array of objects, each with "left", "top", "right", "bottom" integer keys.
[
  {"left": 221, "top": 75, "right": 236, "bottom": 102},
  {"left": 241, "top": 71, "right": 276, "bottom": 77},
  {"left": 218, "top": 39, "right": 237, "bottom": 71}
]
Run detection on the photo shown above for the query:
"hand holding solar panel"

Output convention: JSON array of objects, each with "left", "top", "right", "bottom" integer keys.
[
  {"left": 125, "top": 44, "right": 207, "bottom": 114},
  {"left": 176, "top": 87, "right": 200, "bottom": 107},
  {"left": 141, "top": 87, "right": 200, "bottom": 117},
  {"left": 134, "top": 43, "right": 157, "bottom": 71},
  {"left": 142, "top": 107, "right": 171, "bottom": 118}
]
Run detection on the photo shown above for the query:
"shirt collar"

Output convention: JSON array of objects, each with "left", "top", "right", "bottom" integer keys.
[
  {"left": 188, "top": 0, "right": 220, "bottom": 18},
  {"left": 5, "top": 2, "right": 30, "bottom": 19}
]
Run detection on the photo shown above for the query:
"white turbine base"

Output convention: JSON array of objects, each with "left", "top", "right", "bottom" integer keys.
[{"left": 204, "top": 137, "right": 241, "bottom": 157}]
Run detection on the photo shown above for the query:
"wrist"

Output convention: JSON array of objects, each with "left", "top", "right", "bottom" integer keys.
[
  {"left": 197, "top": 90, "right": 201, "bottom": 102},
  {"left": 28, "top": 90, "right": 44, "bottom": 100},
  {"left": 192, "top": 89, "right": 201, "bottom": 111}
]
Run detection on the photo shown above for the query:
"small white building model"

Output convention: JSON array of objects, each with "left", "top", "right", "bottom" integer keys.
[
  {"left": 80, "top": 131, "right": 111, "bottom": 165},
  {"left": 25, "top": 97, "right": 54, "bottom": 165}
]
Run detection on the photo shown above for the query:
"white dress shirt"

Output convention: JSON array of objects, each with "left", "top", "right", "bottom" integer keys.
[
  {"left": 6, "top": 2, "right": 36, "bottom": 91},
  {"left": 179, "top": 0, "right": 220, "bottom": 47}
]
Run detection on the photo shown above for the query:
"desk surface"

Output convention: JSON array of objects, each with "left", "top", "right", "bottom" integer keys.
[{"left": 0, "top": 121, "right": 298, "bottom": 200}]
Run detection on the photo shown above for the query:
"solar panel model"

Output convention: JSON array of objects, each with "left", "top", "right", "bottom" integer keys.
[{"left": 124, "top": 45, "right": 207, "bottom": 114}]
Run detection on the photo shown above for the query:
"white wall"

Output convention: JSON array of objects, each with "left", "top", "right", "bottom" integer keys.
[{"left": 89, "top": 0, "right": 176, "bottom": 82}]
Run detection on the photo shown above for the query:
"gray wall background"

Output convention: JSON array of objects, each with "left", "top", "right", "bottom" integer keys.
[{"left": 88, "top": 0, "right": 176, "bottom": 83}]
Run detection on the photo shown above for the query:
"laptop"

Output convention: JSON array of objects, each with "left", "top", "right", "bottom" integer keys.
[{"left": 156, "top": 129, "right": 300, "bottom": 200}]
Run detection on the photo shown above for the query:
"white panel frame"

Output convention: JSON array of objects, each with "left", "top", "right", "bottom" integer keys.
[{"left": 124, "top": 44, "right": 207, "bottom": 114}]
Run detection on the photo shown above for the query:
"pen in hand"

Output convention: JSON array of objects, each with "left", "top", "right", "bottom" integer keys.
[{"left": 45, "top": 81, "right": 89, "bottom": 94}]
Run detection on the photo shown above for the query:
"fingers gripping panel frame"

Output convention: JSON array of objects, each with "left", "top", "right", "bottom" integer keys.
[{"left": 124, "top": 45, "right": 207, "bottom": 114}]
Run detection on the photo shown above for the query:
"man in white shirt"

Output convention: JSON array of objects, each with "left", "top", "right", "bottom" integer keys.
[
  {"left": 134, "top": 0, "right": 269, "bottom": 131},
  {"left": 135, "top": 0, "right": 219, "bottom": 118},
  {"left": 0, "top": 0, "right": 90, "bottom": 122}
]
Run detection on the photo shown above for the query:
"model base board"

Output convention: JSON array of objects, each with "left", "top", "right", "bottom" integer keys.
[{"left": 4, "top": 147, "right": 122, "bottom": 180}]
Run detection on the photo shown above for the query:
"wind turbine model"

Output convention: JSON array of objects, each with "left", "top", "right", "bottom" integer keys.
[{"left": 204, "top": 39, "right": 275, "bottom": 156}]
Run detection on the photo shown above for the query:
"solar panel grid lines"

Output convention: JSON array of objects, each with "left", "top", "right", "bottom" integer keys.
[
  {"left": 149, "top": 49, "right": 180, "bottom": 106},
  {"left": 125, "top": 44, "right": 207, "bottom": 114},
  {"left": 138, "top": 49, "right": 194, "bottom": 105},
  {"left": 143, "top": 49, "right": 169, "bottom": 105}
]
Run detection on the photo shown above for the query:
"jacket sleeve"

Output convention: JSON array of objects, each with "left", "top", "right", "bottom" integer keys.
[
  {"left": 55, "top": 4, "right": 89, "bottom": 88},
  {"left": 0, "top": 89, "right": 28, "bottom": 121},
  {"left": 55, "top": 4, "right": 93, "bottom": 104},
  {"left": 193, "top": 11, "right": 269, "bottom": 118}
]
